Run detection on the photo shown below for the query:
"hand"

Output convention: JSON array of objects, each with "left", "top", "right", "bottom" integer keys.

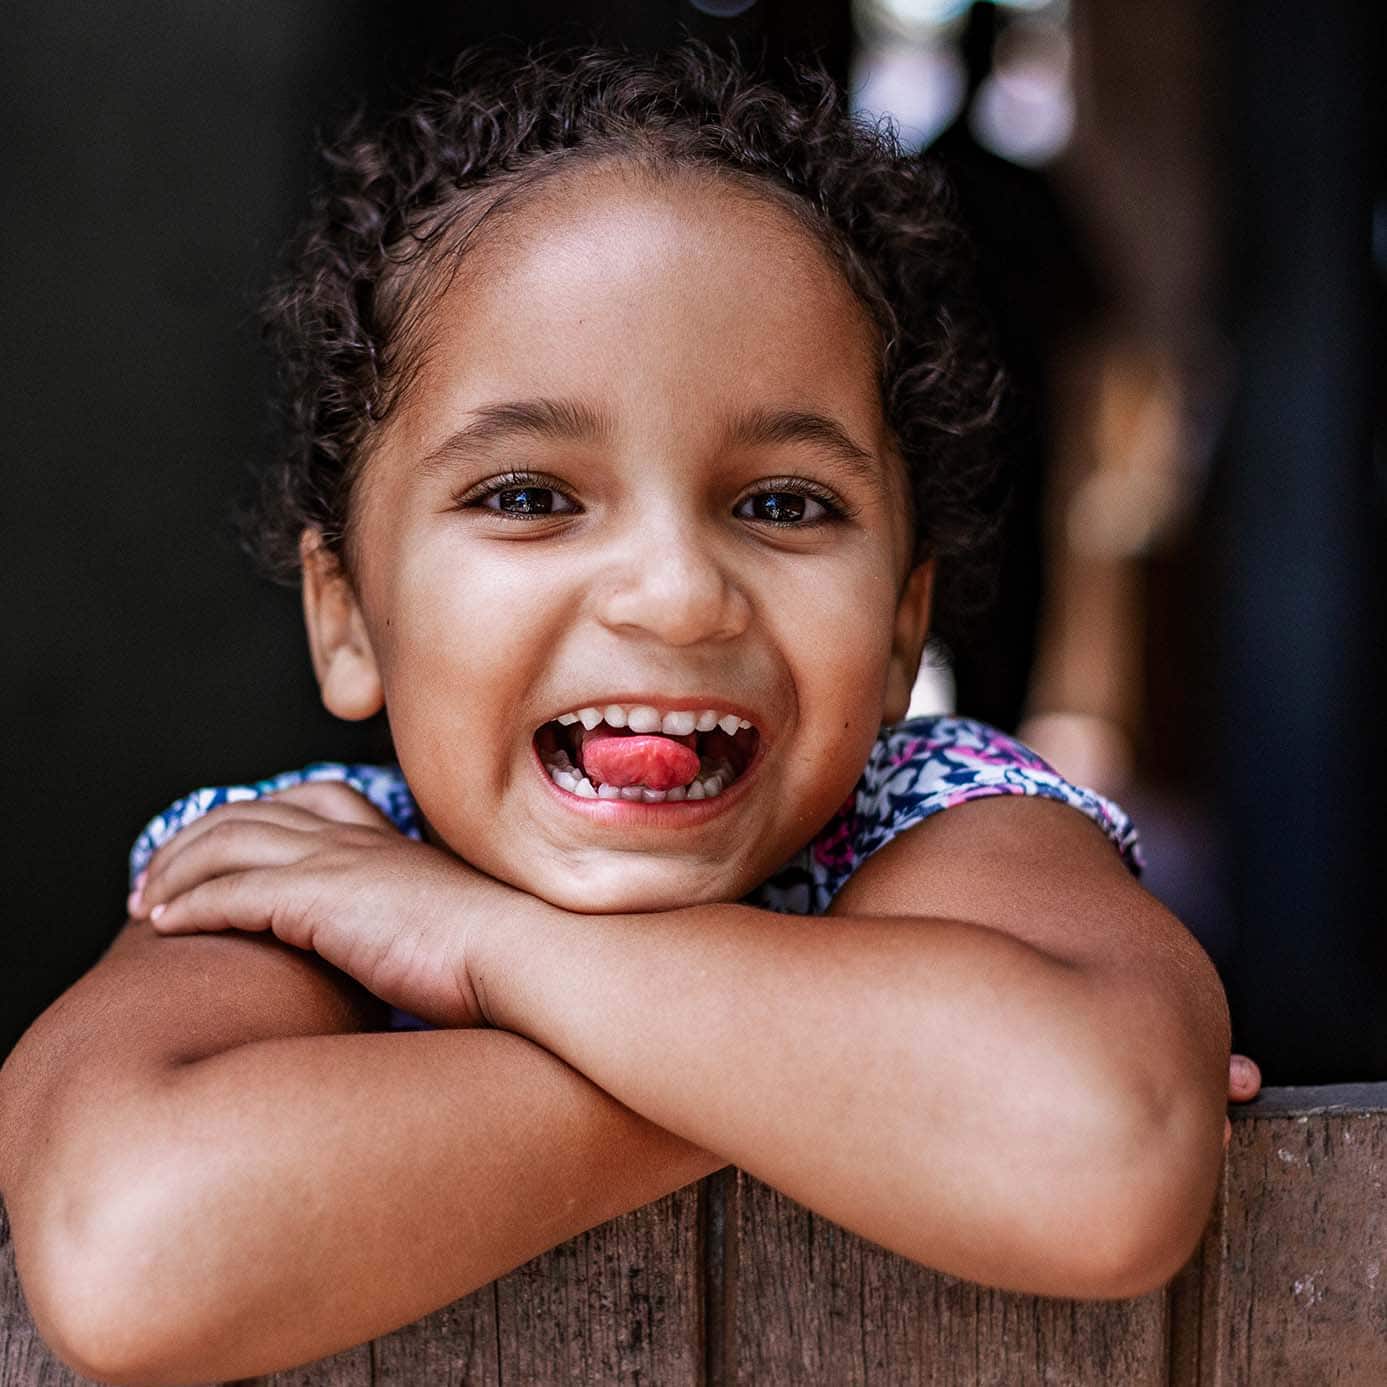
[
  {"left": 1224, "top": 1053, "right": 1262, "bottom": 1148},
  {"left": 128, "top": 781, "right": 515, "bottom": 1028}
]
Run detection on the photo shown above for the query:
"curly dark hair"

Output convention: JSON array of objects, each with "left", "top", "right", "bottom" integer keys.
[{"left": 251, "top": 40, "right": 1006, "bottom": 648}]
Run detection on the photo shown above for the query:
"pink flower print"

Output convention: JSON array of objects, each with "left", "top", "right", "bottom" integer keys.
[
  {"left": 812, "top": 796, "right": 859, "bottom": 871},
  {"left": 965, "top": 733, "right": 1051, "bottom": 772}
]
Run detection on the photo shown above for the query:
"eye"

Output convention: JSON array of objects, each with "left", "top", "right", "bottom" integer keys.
[
  {"left": 734, "top": 484, "right": 842, "bottom": 527},
  {"left": 483, "top": 486, "right": 576, "bottom": 516},
  {"left": 458, "top": 473, "right": 581, "bottom": 518}
]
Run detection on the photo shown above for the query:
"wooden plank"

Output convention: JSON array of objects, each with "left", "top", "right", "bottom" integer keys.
[
  {"left": 730, "top": 1170, "right": 1169, "bottom": 1386},
  {"left": 493, "top": 1182, "right": 703, "bottom": 1386},
  {"left": 703, "top": 1168, "right": 737, "bottom": 1387},
  {"left": 1188, "top": 1085, "right": 1387, "bottom": 1387},
  {"left": 254, "top": 1340, "right": 372, "bottom": 1387},
  {"left": 1164, "top": 1218, "right": 1213, "bottom": 1387},
  {"left": 363, "top": 1285, "right": 499, "bottom": 1387}
]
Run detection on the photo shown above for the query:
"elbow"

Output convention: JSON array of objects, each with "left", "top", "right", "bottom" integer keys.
[
  {"left": 1061, "top": 1186, "right": 1216, "bottom": 1302},
  {"left": 15, "top": 1167, "right": 226, "bottom": 1386},
  {"left": 17, "top": 1224, "right": 153, "bottom": 1386},
  {"left": 1028, "top": 965, "right": 1231, "bottom": 1302},
  {"left": 24, "top": 1273, "right": 163, "bottom": 1387},
  {"left": 1053, "top": 1077, "right": 1226, "bottom": 1300}
]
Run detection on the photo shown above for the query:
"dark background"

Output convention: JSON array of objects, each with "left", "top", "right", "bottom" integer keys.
[{"left": 4, "top": 0, "right": 1383, "bottom": 1080}]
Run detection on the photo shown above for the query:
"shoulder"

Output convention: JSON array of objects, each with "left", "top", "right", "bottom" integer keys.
[
  {"left": 856, "top": 716, "right": 1140, "bottom": 871},
  {"left": 746, "top": 716, "right": 1140, "bottom": 916},
  {"left": 128, "top": 762, "right": 420, "bottom": 886}
]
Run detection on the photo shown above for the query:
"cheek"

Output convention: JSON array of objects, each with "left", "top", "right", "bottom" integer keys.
[
  {"left": 366, "top": 537, "right": 561, "bottom": 759},
  {"left": 782, "top": 553, "right": 897, "bottom": 704},
  {"left": 767, "top": 553, "right": 898, "bottom": 814}
]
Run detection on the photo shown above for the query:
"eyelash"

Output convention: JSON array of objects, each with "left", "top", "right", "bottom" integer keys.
[{"left": 454, "top": 471, "right": 853, "bottom": 526}]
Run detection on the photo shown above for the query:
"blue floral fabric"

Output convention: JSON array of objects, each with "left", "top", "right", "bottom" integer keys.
[
  {"left": 129, "top": 715, "right": 1140, "bottom": 1030},
  {"left": 743, "top": 716, "right": 1141, "bottom": 916}
]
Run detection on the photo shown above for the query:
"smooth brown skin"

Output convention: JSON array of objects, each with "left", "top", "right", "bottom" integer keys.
[
  {"left": 0, "top": 781, "right": 1254, "bottom": 1384},
  {"left": 0, "top": 169, "right": 1255, "bottom": 1384}
]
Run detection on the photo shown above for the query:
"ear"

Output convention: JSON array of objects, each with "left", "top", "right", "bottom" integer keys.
[
  {"left": 299, "top": 530, "right": 385, "bottom": 722},
  {"left": 881, "top": 559, "right": 935, "bottom": 726}
]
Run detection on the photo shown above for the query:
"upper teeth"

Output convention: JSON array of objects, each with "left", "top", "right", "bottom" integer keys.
[{"left": 554, "top": 704, "right": 753, "bottom": 736}]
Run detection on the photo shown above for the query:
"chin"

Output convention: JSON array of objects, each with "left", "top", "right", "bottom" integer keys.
[{"left": 519, "top": 865, "right": 743, "bottom": 916}]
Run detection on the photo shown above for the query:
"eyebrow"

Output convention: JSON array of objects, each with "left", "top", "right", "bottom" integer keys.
[
  {"left": 721, "top": 406, "right": 883, "bottom": 490},
  {"left": 418, "top": 398, "right": 612, "bottom": 474},
  {"left": 418, "top": 397, "right": 886, "bottom": 490}
]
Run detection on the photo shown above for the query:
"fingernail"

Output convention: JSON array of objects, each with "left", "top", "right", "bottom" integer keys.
[
  {"left": 150, "top": 903, "right": 166, "bottom": 923},
  {"left": 127, "top": 889, "right": 143, "bottom": 917}
]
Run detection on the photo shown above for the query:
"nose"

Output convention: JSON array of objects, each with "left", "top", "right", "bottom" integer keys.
[{"left": 593, "top": 523, "right": 752, "bottom": 647}]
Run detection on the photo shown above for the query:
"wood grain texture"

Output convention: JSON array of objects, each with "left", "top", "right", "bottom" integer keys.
[
  {"left": 253, "top": 1340, "right": 372, "bottom": 1387},
  {"left": 492, "top": 1182, "right": 703, "bottom": 1387},
  {"left": 5, "top": 1087, "right": 1387, "bottom": 1385},
  {"left": 363, "top": 1285, "right": 498, "bottom": 1387},
  {"left": 729, "top": 1169, "right": 1169, "bottom": 1387},
  {"left": 1186, "top": 1086, "right": 1387, "bottom": 1387}
]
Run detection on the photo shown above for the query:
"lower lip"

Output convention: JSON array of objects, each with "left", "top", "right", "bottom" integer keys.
[{"left": 531, "top": 738, "right": 765, "bottom": 826}]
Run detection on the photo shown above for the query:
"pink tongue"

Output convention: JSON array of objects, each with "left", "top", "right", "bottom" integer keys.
[{"left": 579, "top": 726, "right": 701, "bottom": 791}]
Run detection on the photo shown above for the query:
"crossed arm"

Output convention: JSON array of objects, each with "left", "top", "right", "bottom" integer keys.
[{"left": 0, "top": 790, "right": 1233, "bottom": 1385}]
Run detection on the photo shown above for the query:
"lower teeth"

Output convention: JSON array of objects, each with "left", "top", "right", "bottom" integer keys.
[{"left": 542, "top": 758, "right": 733, "bottom": 801}]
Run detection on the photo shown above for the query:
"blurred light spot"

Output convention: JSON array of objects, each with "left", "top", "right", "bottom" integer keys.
[
  {"left": 856, "top": 0, "right": 1067, "bottom": 45},
  {"left": 851, "top": 42, "right": 966, "bottom": 152},
  {"left": 1066, "top": 469, "right": 1181, "bottom": 559},
  {"left": 1066, "top": 350, "right": 1189, "bottom": 558},
  {"left": 908, "top": 647, "right": 957, "bottom": 717},
  {"left": 1016, "top": 712, "right": 1134, "bottom": 794},
  {"left": 968, "top": 19, "right": 1073, "bottom": 165},
  {"left": 686, "top": 0, "right": 760, "bottom": 14},
  {"left": 857, "top": 0, "right": 972, "bottom": 43}
]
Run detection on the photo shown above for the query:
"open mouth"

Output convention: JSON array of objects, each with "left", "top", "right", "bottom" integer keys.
[{"left": 533, "top": 702, "right": 761, "bottom": 803}]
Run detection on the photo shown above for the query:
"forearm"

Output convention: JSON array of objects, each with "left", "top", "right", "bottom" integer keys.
[
  {"left": 13, "top": 1025, "right": 719, "bottom": 1384},
  {"left": 479, "top": 903, "right": 1228, "bottom": 1297}
]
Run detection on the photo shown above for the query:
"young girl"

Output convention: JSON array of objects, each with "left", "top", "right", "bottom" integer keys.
[{"left": 0, "top": 42, "right": 1250, "bottom": 1384}]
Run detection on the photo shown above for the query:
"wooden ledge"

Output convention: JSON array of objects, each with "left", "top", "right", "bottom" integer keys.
[
  {"left": 3, "top": 1084, "right": 1385, "bottom": 1385},
  {"left": 1233, "top": 1081, "right": 1387, "bottom": 1117}
]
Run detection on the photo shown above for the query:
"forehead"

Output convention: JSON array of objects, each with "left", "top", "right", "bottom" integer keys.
[{"left": 379, "top": 163, "right": 889, "bottom": 462}]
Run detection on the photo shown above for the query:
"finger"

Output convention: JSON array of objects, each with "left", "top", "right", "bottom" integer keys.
[
  {"left": 264, "top": 780, "right": 395, "bottom": 831},
  {"left": 1228, "top": 1054, "right": 1262, "bottom": 1102},
  {"left": 137, "top": 799, "right": 368, "bottom": 912},
  {"left": 148, "top": 867, "right": 286, "bottom": 941},
  {"left": 137, "top": 819, "right": 318, "bottom": 919},
  {"left": 1224, "top": 1116, "right": 1232, "bottom": 1149}
]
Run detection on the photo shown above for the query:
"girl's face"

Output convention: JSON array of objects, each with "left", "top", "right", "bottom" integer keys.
[{"left": 305, "top": 166, "right": 933, "bottom": 912}]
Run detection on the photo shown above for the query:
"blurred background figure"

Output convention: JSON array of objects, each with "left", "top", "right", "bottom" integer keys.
[
  {"left": 862, "top": 1, "right": 1242, "bottom": 971},
  {"left": 4, "top": 0, "right": 1382, "bottom": 1080}
]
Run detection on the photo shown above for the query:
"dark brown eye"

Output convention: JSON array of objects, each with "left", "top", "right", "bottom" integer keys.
[
  {"left": 500, "top": 487, "right": 547, "bottom": 513},
  {"left": 736, "top": 490, "right": 832, "bottom": 524},
  {"left": 479, "top": 485, "right": 577, "bottom": 516}
]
